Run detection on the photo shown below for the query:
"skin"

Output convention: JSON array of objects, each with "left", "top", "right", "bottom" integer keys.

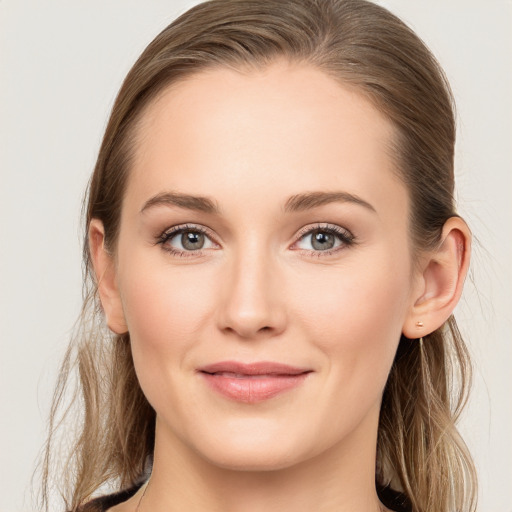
[{"left": 90, "top": 60, "right": 471, "bottom": 512}]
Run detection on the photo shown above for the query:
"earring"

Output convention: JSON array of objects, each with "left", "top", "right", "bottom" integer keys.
[{"left": 416, "top": 321, "right": 424, "bottom": 328}]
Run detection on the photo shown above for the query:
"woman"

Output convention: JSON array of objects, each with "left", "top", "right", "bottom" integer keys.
[{"left": 40, "top": 0, "right": 477, "bottom": 511}]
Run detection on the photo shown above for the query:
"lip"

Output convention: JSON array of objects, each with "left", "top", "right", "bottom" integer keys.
[{"left": 198, "top": 361, "right": 313, "bottom": 403}]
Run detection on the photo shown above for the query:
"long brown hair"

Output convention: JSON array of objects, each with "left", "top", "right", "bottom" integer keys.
[{"left": 39, "top": 1, "right": 477, "bottom": 510}]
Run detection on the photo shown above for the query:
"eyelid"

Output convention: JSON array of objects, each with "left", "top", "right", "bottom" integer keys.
[
  {"left": 290, "top": 222, "right": 355, "bottom": 254},
  {"left": 155, "top": 222, "right": 355, "bottom": 258},
  {"left": 155, "top": 223, "right": 220, "bottom": 257},
  {"left": 294, "top": 222, "right": 353, "bottom": 240},
  {"left": 157, "top": 223, "right": 218, "bottom": 242}
]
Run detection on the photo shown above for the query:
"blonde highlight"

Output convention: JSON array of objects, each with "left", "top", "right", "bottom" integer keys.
[{"left": 38, "top": 1, "right": 477, "bottom": 511}]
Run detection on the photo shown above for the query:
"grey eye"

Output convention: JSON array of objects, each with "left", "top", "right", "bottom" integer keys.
[
  {"left": 294, "top": 225, "right": 353, "bottom": 253},
  {"left": 161, "top": 227, "right": 216, "bottom": 253},
  {"left": 181, "top": 231, "right": 205, "bottom": 250},
  {"left": 310, "top": 230, "right": 336, "bottom": 250}
]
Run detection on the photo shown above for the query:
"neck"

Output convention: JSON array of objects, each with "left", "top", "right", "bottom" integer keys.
[{"left": 140, "top": 412, "right": 386, "bottom": 512}]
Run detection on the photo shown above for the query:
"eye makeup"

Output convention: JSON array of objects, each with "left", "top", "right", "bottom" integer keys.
[
  {"left": 155, "top": 221, "right": 356, "bottom": 259},
  {"left": 291, "top": 223, "right": 355, "bottom": 257},
  {"left": 155, "top": 223, "right": 219, "bottom": 258}
]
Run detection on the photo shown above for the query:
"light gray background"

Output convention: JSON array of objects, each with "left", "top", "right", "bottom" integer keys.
[{"left": 1, "top": 1, "right": 510, "bottom": 511}]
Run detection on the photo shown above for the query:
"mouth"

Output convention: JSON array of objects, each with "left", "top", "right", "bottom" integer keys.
[{"left": 197, "top": 361, "right": 313, "bottom": 403}]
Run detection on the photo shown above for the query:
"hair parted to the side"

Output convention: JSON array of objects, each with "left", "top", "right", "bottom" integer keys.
[{"left": 38, "top": 1, "right": 477, "bottom": 511}]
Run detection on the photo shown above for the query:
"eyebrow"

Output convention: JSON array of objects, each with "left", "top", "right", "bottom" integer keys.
[
  {"left": 140, "top": 190, "right": 376, "bottom": 215},
  {"left": 141, "top": 192, "right": 220, "bottom": 214},
  {"left": 283, "top": 191, "right": 376, "bottom": 214}
]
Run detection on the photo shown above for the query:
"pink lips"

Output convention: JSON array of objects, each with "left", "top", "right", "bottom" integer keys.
[{"left": 198, "top": 361, "right": 312, "bottom": 403}]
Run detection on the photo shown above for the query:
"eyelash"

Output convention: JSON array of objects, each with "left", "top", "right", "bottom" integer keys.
[
  {"left": 155, "top": 223, "right": 355, "bottom": 258},
  {"left": 155, "top": 223, "right": 216, "bottom": 258},
  {"left": 293, "top": 223, "right": 355, "bottom": 257}
]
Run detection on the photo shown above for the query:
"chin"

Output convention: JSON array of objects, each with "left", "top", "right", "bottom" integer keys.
[
  {"left": 188, "top": 421, "right": 321, "bottom": 472},
  {"left": 201, "top": 444, "right": 305, "bottom": 472}
]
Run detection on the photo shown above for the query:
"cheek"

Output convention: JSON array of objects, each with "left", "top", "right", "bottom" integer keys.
[
  {"left": 290, "top": 250, "right": 411, "bottom": 381},
  {"left": 116, "top": 250, "right": 222, "bottom": 413},
  {"left": 116, "top": 245, "right": 219, "bottom": 376}
]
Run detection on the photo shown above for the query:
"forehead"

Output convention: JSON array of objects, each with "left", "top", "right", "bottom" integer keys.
[{"left": 127, "top": 61, "right": 407, "bottom": 221}]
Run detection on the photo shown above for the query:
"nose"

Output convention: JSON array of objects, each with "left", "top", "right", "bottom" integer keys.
[{"left": 217, "top": 243, "right": 287, "bottom": 340}]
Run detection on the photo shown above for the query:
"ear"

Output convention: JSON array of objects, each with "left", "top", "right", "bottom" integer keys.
[
  {"left": 402, "top": 217, "right": 471, "bottom": 338},
  {"left": 88, "top": 219, "right": 128, "bottom": 334}
]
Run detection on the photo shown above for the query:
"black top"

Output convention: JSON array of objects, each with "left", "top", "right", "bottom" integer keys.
[
  {"left": 77, "top": 483, "right": 143, "bottom": 511},
  {"left": 79, "top": 482, "right": 412, "bottom": 512}
]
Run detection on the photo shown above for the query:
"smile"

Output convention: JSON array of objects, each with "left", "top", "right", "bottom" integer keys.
[{"left": 198, "top": 361, "right": 312, "bottom": 403}]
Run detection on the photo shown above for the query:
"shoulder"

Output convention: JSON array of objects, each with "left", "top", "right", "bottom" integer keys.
[
  {"left": 377, "top": 484, "right": 413, "bottom": 512},
  {"left": 73, "top": 483, "right": 143, "bottom": 512}
]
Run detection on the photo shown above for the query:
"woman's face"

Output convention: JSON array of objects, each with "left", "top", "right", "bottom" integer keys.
[{"left": 110, "top": 61, "right": 421, "bottom": 470}]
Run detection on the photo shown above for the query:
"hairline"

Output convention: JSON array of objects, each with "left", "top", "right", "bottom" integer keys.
[{"left": 104, "top": 58, "right": 421, "bottom": 266}]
